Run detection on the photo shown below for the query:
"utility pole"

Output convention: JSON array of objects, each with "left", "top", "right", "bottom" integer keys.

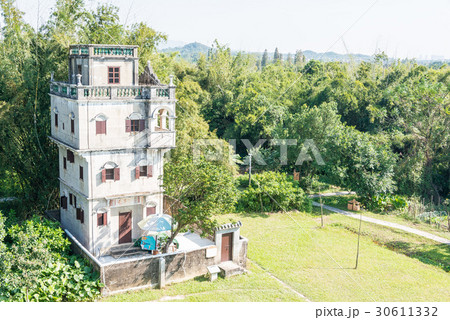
[
  {"left": 355, "top": 212, "right": 362, "bottom": 269},
  {"left": 248, "top": 153, "right": 252, "bottom": 186},
  {"left": 319, "top": 186, "right": 324, "bottom": 228}
]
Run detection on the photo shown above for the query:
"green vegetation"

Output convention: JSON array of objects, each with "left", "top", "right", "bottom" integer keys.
[
  {"left": 237, "top": 171, "right": 311, "bottom": 213},
  {"left": 0, "top": 213, "right": 102, "bottom": 301}
]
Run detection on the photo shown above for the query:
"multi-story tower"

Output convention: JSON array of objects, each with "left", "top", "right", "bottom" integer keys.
[{"left": 50, "top": 44, "right": 176, "bottom": 256}]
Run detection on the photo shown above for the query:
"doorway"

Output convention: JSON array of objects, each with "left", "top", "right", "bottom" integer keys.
[
  {"left": 119, "top": 211, "right": 132, "bottom": 244},
  {"left": 221, "top": 233, "right": 233, "bottom": 262}
]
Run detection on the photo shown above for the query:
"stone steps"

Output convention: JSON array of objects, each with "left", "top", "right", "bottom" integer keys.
[{"left": 218, "top": 261, "right": 246, "bottom": 278}]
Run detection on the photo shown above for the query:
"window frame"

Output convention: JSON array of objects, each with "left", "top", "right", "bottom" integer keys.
[
  {"left": 108, "top": 66, "right": 120, "bottom": 84},
  {"left": 79, "top": 165, "right": 84, "bottom": 181},
  {"left": 105, "top": 168, "right": 115, "bottom": 180}
]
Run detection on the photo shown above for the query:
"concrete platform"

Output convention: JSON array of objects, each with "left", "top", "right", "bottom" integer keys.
[{"left": 218, "top": 261, "right": 246, "bottom": 278}]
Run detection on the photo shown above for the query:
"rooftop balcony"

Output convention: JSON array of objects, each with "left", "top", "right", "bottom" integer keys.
[
  {"left": 69, "top": 44, "right": 138, "bottom": 58},
  {"left": 49, "top": 81, "right": 175, "bottom": 101}
]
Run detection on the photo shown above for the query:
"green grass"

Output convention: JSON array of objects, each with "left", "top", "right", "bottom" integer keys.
[
  {"left": 319, "top": 195, "right": 450, "bottom": 241},
  {"left": 229, "top": 210, "right": 449, "bottom": 301},
  {"left": 104, "top": 208, "right": 449, "bottom": 302}
]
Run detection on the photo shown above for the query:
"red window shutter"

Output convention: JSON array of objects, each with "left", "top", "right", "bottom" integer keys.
[
  {"left": 114, "top": 167, "right": 120, "bottom": 181},
  {"left": 103, "top": 213, "right": 107, "bottom": 225},
  {"left": 139, "top": 119, "right": 145, "bottom": 132},
  {"left": 147, "top": 165, "right": 153, "bottom": 177},
  {"left": 147, "top": 207, "right": 156, "bottom": 216},
  {"left": 80, "top": 209, "right": 84, "bottom": 224},
  {"left": 101, "top": 169, "right": 106, "bottom": 183},
  {"left": 96, "top": 120, "right": 107, "bottom": 134},
  {"left": 97, "top": 213, "right": 103, "bottom": 226},
  {"left": 96, "top": 121, "right": 102, "bottom": 134},
  {"left": 135, "top": 166, "right": 140, "bottom": 179},
  {"left": 125, "top": 119, "right": 131, "bottom": 132}
]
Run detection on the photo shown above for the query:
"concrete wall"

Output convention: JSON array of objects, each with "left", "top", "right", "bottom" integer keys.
[{"left": 101, "top": 239, "right": 248, "bottom": 294}]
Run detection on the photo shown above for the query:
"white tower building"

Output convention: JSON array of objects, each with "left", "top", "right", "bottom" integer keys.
[{"left": 50, "top": 44, "right": 176, "bottom": 256}]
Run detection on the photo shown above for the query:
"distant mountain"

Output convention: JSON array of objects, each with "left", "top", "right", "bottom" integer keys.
[
  {"left": 161, "top": 42, "right": 449, "bottom": 65},
  {"left": 161, "top": 42, "right": 211, "bottom": 61}
]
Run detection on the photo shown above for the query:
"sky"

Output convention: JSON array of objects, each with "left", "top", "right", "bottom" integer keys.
[{"left": 12, "top": 0, "right": 450, "bottom": 59}]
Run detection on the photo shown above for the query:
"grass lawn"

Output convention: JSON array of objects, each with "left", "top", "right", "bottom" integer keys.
[
  {"left": 318, "top": 195, "right": 450, "bottom": 241},
  {"left": 104, "top": 208, "right": 449, "bottom": 302}
]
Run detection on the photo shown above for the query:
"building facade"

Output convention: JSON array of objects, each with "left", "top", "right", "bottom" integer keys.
[{"left": 50, "top": 44, "right": 176, "bottom": 256}]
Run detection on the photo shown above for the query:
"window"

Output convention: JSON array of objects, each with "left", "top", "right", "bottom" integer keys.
[
  {"left": 69, "top": 193, "right": 73, "bottom": 206},
  {"left": 135, "top": 165, "right": 153, "bottom": 179},
  {"left": 73, "top": 195, "right": 77, "bottom": 208},
  {"left": 108, "top": 67, "right": 120, "bottom": 84},
  {"left": 131, "top": 120, "right": 140, "bottom": 132},
  {"left": 125, "top": 119, "right": 145, "bottom": 133},
  {"left": 105, "top": 168, "right": 114, "bottom": 180},
  {"left": 71, "top": 119, "right": 75, "bottom": 134},
  {"left": 76, "top": 208, "right": 84, "bottom": 224},
  {"left": 63, "top": 157, "right": 67, "bottom": 170},
  {"left": 67, "top": 150, "right": 74, "bottom": 163},
  {"left": 97, "top": 213, "right": 108, "bottom": 226},
  {"left": 60, "top": 196, "right": 67, "bottom": 209},
  {"left": 146, "top": 206, "right": 156, "bottom": 216},
  {"left": 55, "top": 113, "right": 58, "bottom": 127},
  {"left": 79, "top": 166, "right": 84, "bottom": 180},
  {"left": 96, "top": 120, "right": 106, "bottom": 134},
  {"left": 102, "top": 167, "right": 120, "bottom": 182}
]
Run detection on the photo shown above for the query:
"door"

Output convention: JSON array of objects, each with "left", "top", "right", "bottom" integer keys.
[
  {"left": 221, "top": 233, "right": 233, "bottom": 262},
  {"left": 119, "top": 211, "right": 132, "bottom": 244}
]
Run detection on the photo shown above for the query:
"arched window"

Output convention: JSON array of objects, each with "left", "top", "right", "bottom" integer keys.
[
  {"left": 125, "top": 112, "right": 145, "bottom": 133},
  {"left": 69, "top": 112, "right": 75, "bottom": 134},
  {"left": 101, "top": 162, "right": 120, "bottom": 182},
  {"left": 145, "top": 201, "right": 157, "bottom": 216},
  {"left": 53, "top": 108, "right": 59, "bottom": 128},
  {"left": 154, "top": 108, "right": 171, "bottom": 131}
]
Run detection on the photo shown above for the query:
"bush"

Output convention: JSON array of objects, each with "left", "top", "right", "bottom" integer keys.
[
  {"left": 237, "top": 171, "right": 311, "bottom": 213},
  {"left": 364, "top": 194, "right": 408, "bottom": 212},
  {"left": 0, "top": 214, "right": 102, "bottom": 301}
]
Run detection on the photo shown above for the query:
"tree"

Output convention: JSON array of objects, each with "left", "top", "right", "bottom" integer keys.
[
  {"left": 294, "top": 50, "right": 305, "bottom": 66},
  {"left": 273, "top": 47, "right": 281, "bottom": 63},
  {"left": 161, "top": 156, "right": 237, "bottom": 253},
  {"left": 286, "top": 53, "right": 293, "bottom": 66},
  {"left": 391, "top": 79, "right": 450, "bottom": 200},
  {"left": 261, "top": 49, "right": 268, "bottom": 68}
]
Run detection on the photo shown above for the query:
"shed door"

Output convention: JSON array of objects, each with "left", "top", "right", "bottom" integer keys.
[
  {"left": 221, "top": 233, "right": 233, "bottom": 262},
  {"left": 119, "top": 212, "right": 132, "bottom": 244}
]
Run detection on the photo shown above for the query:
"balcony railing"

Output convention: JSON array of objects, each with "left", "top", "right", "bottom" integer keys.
[{"left": 49, "top": 81, "right": 174, "bottom": 101}]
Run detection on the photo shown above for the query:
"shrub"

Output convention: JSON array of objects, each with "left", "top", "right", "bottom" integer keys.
[
  {"left": 364, "top": 194, "right": 408, "bottom": 212},
  {"left": 237, "top": 171, "right": 311, "bottom": 213},
  {"left": 0, "top": 214, "right": 102, "bottom": 301}
]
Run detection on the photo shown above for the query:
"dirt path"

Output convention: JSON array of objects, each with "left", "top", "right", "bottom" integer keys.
[{"left": 312, "top": 201, "right": 450, "bottom": 245}]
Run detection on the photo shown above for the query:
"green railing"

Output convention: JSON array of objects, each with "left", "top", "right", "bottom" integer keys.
[
  {"left": 93, "top": 47, "right": 134, "bottom": 56},
  {"left": 156, "top": 88, "right": 169, "bottom": 98}
]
